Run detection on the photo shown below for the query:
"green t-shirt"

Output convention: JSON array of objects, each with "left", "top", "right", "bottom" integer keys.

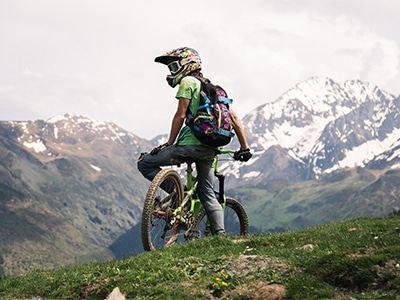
[{"left": 175, "top": 76, "right": 204, "bottom": 146}]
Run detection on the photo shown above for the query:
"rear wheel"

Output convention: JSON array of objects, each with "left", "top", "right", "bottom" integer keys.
[
  {"left": 192, "top": 196, "right": 249, "bottom": 238},
  {"left": 141, "top": 168, "right": 184, "bottom": 251}
]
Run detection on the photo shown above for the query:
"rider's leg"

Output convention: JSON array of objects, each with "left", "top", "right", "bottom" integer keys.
[
  {"left": 137, "top": 145, "right": 180, "bottom": 192},
  {"left": 195, "top": 156, "right": 226, "bottom": 235}
]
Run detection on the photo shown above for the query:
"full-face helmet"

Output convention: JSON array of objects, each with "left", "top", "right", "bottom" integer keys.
[{"left": 155, "top": 47, "right": 202, "bottom": 87}]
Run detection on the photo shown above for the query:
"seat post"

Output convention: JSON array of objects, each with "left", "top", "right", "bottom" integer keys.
[{"left": 185, "top": 162, "right": 196, "bottom": 190}]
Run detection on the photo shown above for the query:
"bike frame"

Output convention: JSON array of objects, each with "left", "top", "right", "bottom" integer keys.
[{"left": 172, "top": 149, "right": 236, "bottom": 225}]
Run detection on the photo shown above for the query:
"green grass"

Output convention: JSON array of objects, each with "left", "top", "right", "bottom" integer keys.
[{"left": 1, "top": 215, "right": 399, "bottom": 299}]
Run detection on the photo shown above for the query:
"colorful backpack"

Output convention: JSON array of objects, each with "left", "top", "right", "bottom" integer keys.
[{"left": 186, "top": 76, "right": 234, "bottom": 147}]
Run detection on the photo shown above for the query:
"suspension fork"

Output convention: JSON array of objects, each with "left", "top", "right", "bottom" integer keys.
[
  {"left": 215, "top": 172, "right": 226, "bottom": 204},
  {"left": 213, "top": 153, "right": 226, "bottom": 204}
]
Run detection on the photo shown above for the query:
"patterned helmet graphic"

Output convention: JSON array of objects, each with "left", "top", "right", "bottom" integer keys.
[{"left": 155, "top": 47, "right": 202, "bottom": 87}]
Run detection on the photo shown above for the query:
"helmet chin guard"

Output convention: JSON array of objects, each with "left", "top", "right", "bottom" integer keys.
[{"left": 166, "top": 73, "right": 183, "bottom": 88}]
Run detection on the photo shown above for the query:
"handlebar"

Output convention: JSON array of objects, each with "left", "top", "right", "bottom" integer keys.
[
  {"left": 172, "top": 149, "right": 237, "bottom": 167},
  {"left": 215, "top": 148, "right": 236, "bottom": 155}
]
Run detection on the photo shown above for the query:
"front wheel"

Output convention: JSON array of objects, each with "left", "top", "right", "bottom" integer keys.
[
  {"left": 141, "top": 168, "right": 184, "bottom": 251},
  {"left": 192, "top": 197, "right": 249, "bottom": 238}
]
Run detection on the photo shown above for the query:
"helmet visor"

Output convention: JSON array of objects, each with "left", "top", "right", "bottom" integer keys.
[{"left": 167, "top": 61, "right": 182, "bottom": 75}]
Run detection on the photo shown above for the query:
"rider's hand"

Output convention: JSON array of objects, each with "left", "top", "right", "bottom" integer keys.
[
  {"left": 233, "top": 148, "right": 252, "bottom": 162},
  {"left": 150, "top": 142, "right": 170, "bottom": 155}
]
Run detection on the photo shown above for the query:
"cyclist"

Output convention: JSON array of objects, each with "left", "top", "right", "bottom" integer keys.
[{"left": 138, "top": 47, "right": 252, "bottom": 236}]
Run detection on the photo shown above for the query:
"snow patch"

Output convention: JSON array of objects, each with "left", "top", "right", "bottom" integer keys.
[
  {"left": 388, "top": 148, "right": 400, "bottom": 162},
  {"left": 23, "top": 140, "right": 46, "bottom": 153},
  {"left": 54, "top": 126, "right": 58, "bottom": 139},
  {"left": 90, "top": 164, "right": 101, "bottom": 172},
  {"left": 47, "top": 115, "right": 68, "bottom": 123},
  {"left": 390, "top": 163, "right": 400, "bottom": 169},
  {"left": 243, "top": 171, "right": 261, "bottom": 179}
]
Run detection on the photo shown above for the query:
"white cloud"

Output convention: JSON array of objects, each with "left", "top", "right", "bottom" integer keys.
[
  {"left": 23, "top": 67, "right": 43, "bottom": 79},
  {"left": 0, "top": 0, "right": 399, "bottom": 139}
]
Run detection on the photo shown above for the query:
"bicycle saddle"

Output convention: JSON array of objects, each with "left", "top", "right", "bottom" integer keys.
[{"left": 171, "top": 157, "right": 194, "bottom": 167}]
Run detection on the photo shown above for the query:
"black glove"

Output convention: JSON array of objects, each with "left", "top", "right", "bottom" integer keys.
[
  {"left": 233, "top": 148, "right": 252, "bottom": 162},
  {"left": 150, "top": 142, "right": 170, "bottom": 155}
]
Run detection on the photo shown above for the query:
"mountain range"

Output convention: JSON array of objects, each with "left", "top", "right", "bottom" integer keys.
[
  {"left": 222, "top": 77, "right": 400, "bottom": 187},
  {"left": 1, "top": 76, "right": 399, "bottom": 275},
  {"left": 0, "top": 114, "right": 151, "bottom": 274}
]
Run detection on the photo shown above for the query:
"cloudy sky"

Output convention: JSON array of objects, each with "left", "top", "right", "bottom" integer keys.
[{"left": 1, "top": 0, "right": 399, "bottom": 139}]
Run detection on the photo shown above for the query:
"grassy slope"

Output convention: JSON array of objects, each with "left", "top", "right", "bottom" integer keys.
[
  {"left": 0, "top": 197, "right": 113, "bottom": 276},
  {"left": 0, "top": 215, "right": 399, "bottom": 299}
]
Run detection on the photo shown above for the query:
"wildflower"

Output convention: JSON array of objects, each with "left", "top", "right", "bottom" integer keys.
[{"left": 221, "top": 281, "right": 228, "bottom": 287}]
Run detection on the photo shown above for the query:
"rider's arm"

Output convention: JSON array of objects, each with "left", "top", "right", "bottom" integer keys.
[
  {"left": 167, "top": 97, "right": 190, "bottom": 145},
  {"left": 230, "top": 106, "right": 250, "bottom": 150}
]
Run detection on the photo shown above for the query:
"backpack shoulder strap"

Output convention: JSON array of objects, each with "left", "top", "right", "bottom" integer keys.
[
  {"left": 193, "top": 75, "right": 219, "bottom": 104},
  {"left": 185, "top": 75, "right": 208, "bottom": 117},
  {"left": 193, "top": 75, "right": 209, "bottom": 84}
]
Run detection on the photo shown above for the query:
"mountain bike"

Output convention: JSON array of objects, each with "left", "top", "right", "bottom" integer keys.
[{"left": 141, "top": 148, "right": 249, "bottom": 251}]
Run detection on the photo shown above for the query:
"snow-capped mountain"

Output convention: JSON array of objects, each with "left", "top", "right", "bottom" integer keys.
[
  {"left": 16, "top": 113, "right": 147, "bottom": 154},
  {"left": 224, "top": 77, "right": 399, "bottom": 184},
  {"left": 4, "top": 115, "right": 152, "bottom": 237}
]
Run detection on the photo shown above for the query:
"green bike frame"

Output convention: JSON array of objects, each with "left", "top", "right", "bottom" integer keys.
[{"left": 172, "top": 149, "right": 235, "bottom": 225}]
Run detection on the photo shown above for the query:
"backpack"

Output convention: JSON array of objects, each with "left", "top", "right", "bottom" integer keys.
[{"left": 186, "top": 76, "right": 234, "bottom": 147}]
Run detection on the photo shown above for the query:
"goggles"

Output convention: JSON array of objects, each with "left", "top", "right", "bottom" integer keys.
[{"left": 167, "top": 60, "right": 183, "bottom": 75}]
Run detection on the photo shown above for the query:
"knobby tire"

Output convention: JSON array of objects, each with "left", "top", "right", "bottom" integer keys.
[{"left": 141, "top": 168, "right": 184, "bottom": 251}]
